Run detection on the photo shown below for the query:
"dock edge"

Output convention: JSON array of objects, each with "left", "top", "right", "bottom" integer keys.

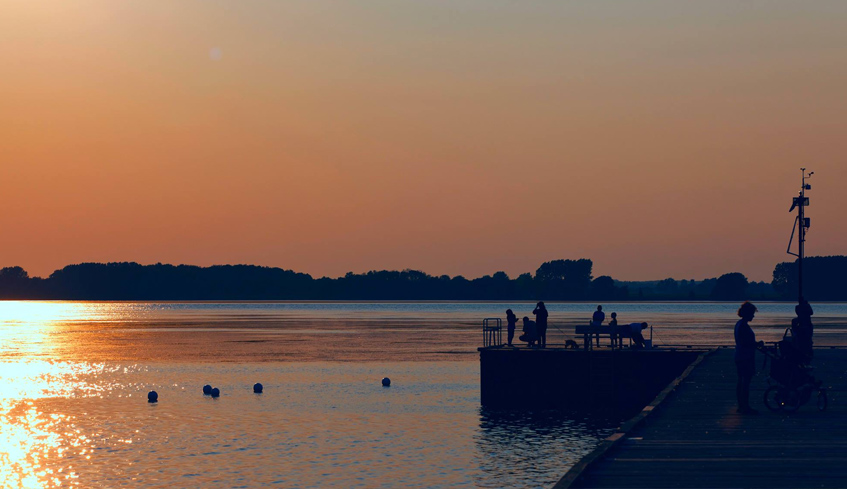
[{"left": 552, "top": 348, "right": 716, "bottom": 489}]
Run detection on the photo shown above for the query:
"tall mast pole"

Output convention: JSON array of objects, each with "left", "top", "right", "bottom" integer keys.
[
  {"left": 798, "top": 168, "right": 805, "bottom": 302},
  {"left": 788, "top": 168, "right": 813, "bottom": 302}
]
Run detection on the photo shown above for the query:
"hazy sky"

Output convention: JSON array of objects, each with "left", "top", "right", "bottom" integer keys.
[{"left": 2, "top": 1, "right": 845, "bottom": 281}]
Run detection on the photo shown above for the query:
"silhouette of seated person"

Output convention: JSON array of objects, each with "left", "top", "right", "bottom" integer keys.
[
  {"left": 519, "top": 316, "right": 538, "bottom": 347},
  {"left": 608, "top": 312, "right": 619, "bottom": 348},
  {"left": 785, "top": 299, "right": 814, "bottom": 364},
  {"left": 628, "top": 322, "right": 649, "bottom": 348}
]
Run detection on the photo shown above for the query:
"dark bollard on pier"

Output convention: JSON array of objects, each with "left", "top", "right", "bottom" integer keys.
[
  {"left": 253, "top": 383, "right": 263, "bottom": 393},
  {"left": 210, "top": 387, "right": 220, "bottom": 398},
  {"left": 381, "top": 377, "right": 391, "bottom": 387},
  {"left": 148, "top": 391, "right": 158, "bottom": 403},
  {"left": 203, "top": 384, "right": 212, "bottom": 395}
]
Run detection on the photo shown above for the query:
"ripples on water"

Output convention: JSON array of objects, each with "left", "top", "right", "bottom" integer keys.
[{"left": 0, "top": 361, "right": 614, "bottom": 488}]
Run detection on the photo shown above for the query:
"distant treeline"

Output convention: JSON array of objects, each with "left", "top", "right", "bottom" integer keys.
[{"left": 0, "top": 256, "right": 845, "bottom": 301}]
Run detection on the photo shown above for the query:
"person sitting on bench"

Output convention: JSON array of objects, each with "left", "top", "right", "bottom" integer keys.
[
  {"left": 609, "top": 312, "right": 619, "bottom": 348},
  {"left": 791, "top": 299, "right": 814, "bottom": 364},
  {"left": 629, "top": 322, "right": 649, "bottom": 348}
]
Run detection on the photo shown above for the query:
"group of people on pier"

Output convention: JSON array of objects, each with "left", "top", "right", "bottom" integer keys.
[
  {"left": 505, "top": 302, "right": 549, "bottom": 348},
  {"left": 504, "top": 303, "right": 648, "bottom": 349},
  {"left": 589, "top": 305, "right": 649, "bottom": 349}
]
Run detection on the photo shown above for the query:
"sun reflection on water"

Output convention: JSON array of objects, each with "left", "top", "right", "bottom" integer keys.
[
  {"left": 1, "top": 364, "right": 75, "bottom": 488},
  {"left": 0, "top": 301, "right": 106, "bottom": 325},
  {"left": 0, "top": 405, "right": 78, "bottom": 488},
  {"left": 0, "top": 359, "right": 132, "bottom": 488},
  {"left": 0, "top": 302, "right": 89, "bottom": 361},
  {"left": 0, "top": 302, "right": 157, "bottom": 488}
]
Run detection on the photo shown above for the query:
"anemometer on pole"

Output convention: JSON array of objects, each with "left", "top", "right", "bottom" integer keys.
[{"left": 787, "top": 168, "right": 814, "bottom": 302}]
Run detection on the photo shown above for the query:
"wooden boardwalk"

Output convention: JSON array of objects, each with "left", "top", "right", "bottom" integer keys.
[{"left": 559, "top": 348, "right": 847, "bottom": 488}]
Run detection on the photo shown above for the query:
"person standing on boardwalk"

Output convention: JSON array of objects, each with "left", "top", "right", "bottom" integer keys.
[
  {"left": 592, "top": 305, "right": 606, "bottom": 347},
  {"left": 735, "top": 301, "right": 764, "bottom": 415},
  {"left": 533, "top": 302, "right": 549, "bottom": 348},
  {"left": 505, "top": 309, "right": 518, "bottom": 347}
]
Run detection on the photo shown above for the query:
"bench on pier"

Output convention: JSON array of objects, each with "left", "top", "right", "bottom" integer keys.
[{"left": 574, "top": 325, "right": 632, "bottom": 350}]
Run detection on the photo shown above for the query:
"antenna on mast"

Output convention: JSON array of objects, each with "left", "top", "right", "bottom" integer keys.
[{"left": 786, "top": 168, "right": 813, "bottom": 301}]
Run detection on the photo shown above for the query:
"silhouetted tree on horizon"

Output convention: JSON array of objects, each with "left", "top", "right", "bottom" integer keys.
[
  {"left": 710, "top": 272, "right": 749, "bottom": 301},
  {"left": 534, "top": 259, "right": 593, "bottom": 300},
  {"left": 589, "top": 275, "right": 628, "bottom": 300},
  {"left": 0, "top": 266, "right": 32, "bottom": 299}
]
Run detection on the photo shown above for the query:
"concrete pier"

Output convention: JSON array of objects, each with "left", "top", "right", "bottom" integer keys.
[{"left": 479, "top": 347, "right": 703, "bottom": 417}]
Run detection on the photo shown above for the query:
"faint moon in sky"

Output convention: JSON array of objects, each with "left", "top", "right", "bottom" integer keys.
[{"left": 209, "top": 47, "right": 223, "bottom": 61}]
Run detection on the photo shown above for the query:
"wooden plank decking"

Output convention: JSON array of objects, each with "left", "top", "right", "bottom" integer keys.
[{"left": 561, "top": 348, "right": 847, "bottom": 488}]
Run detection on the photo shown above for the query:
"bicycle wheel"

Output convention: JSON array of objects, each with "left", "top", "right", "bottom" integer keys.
[
  {"left": 817, "top": 390, "right": 828, "bottom": 412},
  {"left": 763, "top": 386, "right": 784, "bottom": 412},
  {"left": 781, "top": 387, "right": 802, "bottom": 413}
]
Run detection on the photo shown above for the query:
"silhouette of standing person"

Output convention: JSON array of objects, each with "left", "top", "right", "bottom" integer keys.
[
  {"left": 505, "top": 309, "right": 518, "bottom": 347},
  {"left": 735, "top": 301, "right": 763, "bottom": 415},
  {"left": 533, "top": 302, "right": 549, "bottom": 348},
  {"left": 592, "top": 305, "right": 606, "bottom": 347}
]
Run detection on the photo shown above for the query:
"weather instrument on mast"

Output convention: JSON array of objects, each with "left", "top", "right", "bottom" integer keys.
[{"left": 786, "top": 168, "right": 814, "bottom": 301}]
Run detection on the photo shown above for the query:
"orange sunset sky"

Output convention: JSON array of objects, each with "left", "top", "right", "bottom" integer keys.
[{"left": 1, "top": 1, "right": 845, "bottom": 282}]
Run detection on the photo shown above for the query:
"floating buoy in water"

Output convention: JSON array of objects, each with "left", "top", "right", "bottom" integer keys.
[
  {"left": 382, "top": 377, "right": 391, "bottom": 387},
  {"left": 148, "top": 391, "right": 158, "bottom": 403},
  {"left": 253, "top": 383, "right": 263, "bottom": 393},
  {"left": 211, "top": 387, "right": 220, "bottom": 398},
  {"left": 203, "top": 385, "right": 212, "bottom": 395}
]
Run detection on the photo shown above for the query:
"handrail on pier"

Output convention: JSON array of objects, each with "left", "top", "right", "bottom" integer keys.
[{"left": 482, "top": 318, "right": 502, "bottom": 347}]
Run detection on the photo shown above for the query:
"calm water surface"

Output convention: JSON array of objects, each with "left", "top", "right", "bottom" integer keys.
[
  {"left": 1, "top": 301, "right": 845, "bottom": 488},
  {"left": 0, "top": 360, "right": 611, "bottom": 488}
]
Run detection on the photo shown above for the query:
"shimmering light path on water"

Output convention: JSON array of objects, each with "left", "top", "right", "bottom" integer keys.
[
  {"left": 0, "top": 361, "right": 612, "bottom": 488},
  {"left": 1, "top": 301, "right": 845, "bottom": 487}
]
